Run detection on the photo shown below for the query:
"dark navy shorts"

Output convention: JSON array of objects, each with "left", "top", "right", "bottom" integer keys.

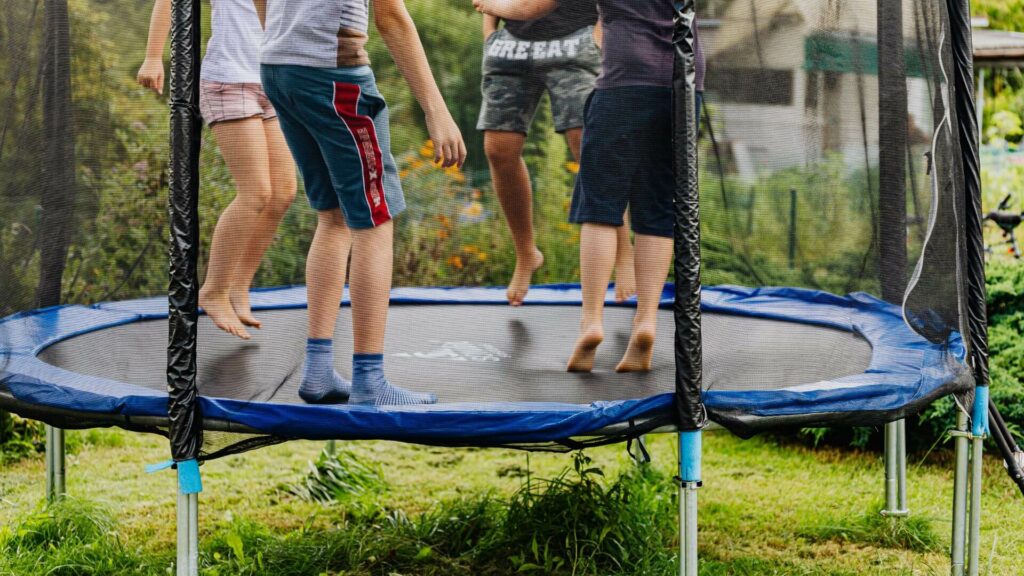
[
  {"left": 261, "top": 64, "right": 405, "bottom": 229},
  {"left": 569, "top": 86, "right": 674, "bottom": 237}
]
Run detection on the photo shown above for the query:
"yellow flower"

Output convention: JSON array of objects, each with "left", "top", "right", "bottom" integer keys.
[
  {"left": 444, "top": 165, "right": 466, "bottom": 183},
  {"left": 462, "top": 245, "right": 480, "bottom": 254},
  {"left": 477, "top": 252, "right": 488, "bottom": 262},
  {"left": 420, "top": 140, "right": 435, "bottom": 159},
  {"left": 399, "top": 169, "right": 410, "bottom": 179},
  {"left": 565, "top": 161, "right": 580, "bottom": 174}
]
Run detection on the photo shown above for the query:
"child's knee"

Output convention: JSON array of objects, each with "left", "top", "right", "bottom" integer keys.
[
  {"left": 240, "top": 183, "right": 274, "bottom": 214},
  {"left": 268, "top": 186, "right": 297, "bottom": 217},
  {"left": 484, "top": 136, "right": 523, "bottom": 168},
  {"left": 317, "top": 209, "right": 349, "bottom": 230}
]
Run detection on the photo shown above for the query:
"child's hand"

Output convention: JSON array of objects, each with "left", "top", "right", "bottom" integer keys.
[
  {"left": 425, "top": 111, "right": 468, "bottom": 169},
  {"left": 472, "top": 0, "right": 486, "bottom": 13},
  {"left": 137, "top": 57, "right": 165, "bottom": 95}
]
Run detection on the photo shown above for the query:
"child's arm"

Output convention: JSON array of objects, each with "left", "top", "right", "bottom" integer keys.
[
  {"left": 483, "top": 13, "right": 500, "bottom": 41},
  {"left": 375, "top": 0, "right": 467, "bottom": 168},
  {"left": 137, "top": 0, "right": 171, "bottom": 95},
  {"left": 472, "top": 0, "right": 559, "bottom": 21}
]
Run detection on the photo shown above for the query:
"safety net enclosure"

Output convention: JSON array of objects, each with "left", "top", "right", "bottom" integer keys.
[{"left": 0, "top": 0, "right": 984, "bottom": 452}]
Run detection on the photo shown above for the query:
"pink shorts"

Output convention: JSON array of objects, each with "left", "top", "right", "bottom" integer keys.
[{"left": 199, "top": 81, "right": 277, "bottom": 126}]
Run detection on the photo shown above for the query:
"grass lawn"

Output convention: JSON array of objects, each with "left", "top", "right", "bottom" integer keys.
[{"left": 0, "top": 428, "right": 1022, "bottom": 575}]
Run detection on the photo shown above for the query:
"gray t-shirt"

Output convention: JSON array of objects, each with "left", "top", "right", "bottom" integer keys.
[
  {"left": 559, "top": 0, "right": 704, "bottom": 91},
  {"left": 261, "top": 0, "right": 371, "bottom": 68}
]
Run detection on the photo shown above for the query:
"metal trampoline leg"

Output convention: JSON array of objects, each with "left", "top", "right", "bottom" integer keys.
[
  {"left": 326, "top": 440, "right": 337, "bottom": 456},
  {"left": 897, "top": 419, "right": 908, "bottom": 513},
  {"left": 45, "top": 426, "right": 65, "bottom": 503},
  {"left": 177, "top": 492, "right": 199, "bottom": 576},
  {"left": 678, "top": 431, "right": 701, "bottom": 576},
  {"left": 883, "top": 420, "right": 909, "bottom": 517},
  {"left": 951, "top": 411, "right": 969, "bottom": 576},
  {"left": 967, "top": 387, "right": 988, "bottom": 576},
  {"left": 967, "top": 435, "right": 983, "bottom": 576}
]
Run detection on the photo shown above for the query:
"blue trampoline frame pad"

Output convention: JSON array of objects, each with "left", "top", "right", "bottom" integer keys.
[{"left": 0, "top": 285, "right": 969, "bottom": 445}]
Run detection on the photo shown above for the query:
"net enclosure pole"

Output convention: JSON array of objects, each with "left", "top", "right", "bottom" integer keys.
[
  {"left": 947, "top": 0, "right": 988, "bottom": 574},
  {"left": 673, "top": 2, "right": 704, "bottom": 576},
  {"left": 877, "top": 0, "right": 911, "bottom": 519},
  {"left": 168, "top": 0, "right": 204, "bottom": 574},
  {"left": 40, "top": 0, "right": 75, "bottom": 506}
]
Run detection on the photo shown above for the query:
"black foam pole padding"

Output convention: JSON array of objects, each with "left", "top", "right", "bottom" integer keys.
[
  {"left": 947, "top": 0, "right": 989, "bottom": 388},
  {"left": 672, "top": 0, "right": 705, "bottom": 431},
  {"left": 877, "top": 0, "right": 908, "bottom": 303},
  {"left": 167, "top": 0, "right": 203, "bottom": 462}
]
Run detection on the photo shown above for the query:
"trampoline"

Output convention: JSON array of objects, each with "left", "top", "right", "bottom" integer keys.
[
  {"left": 0, "top": 284, "right": 971, "bottom": 448},
  {"left": 1, "top": 0, "right": 1016, "bottom": 574}
]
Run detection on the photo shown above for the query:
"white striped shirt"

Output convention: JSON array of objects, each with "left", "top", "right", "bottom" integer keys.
[{"left": 261, "top": 0, "right": 371, "bottom": 68}]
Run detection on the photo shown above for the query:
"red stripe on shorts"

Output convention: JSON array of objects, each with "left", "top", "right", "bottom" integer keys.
[{"left": 332, "top": 82, "right": 391, "bottom": 226}]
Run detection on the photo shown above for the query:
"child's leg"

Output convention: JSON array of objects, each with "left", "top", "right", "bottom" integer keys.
[
  {"left": 484, "top": 130, "right": 544, "bottom": 306},
  {"left": 348, "top": 220, "right": 392, "bottom": 354},
  {"left": 614, "top": 213, "right": 636, "bottom": 303},
  {"left": 199, "top": 117, "right": 275, "bottom": 340},
  {"left": 299, "top": 208, "right": 353, "bottom": 404},
  {"left": 228, "top": 118, "right": 297, "bottom": 328},
  {"left": 347, "top": 221, "right": 435, "bottom": 405},
  {"left": 564, "top": 127, "right": 635, "bottom": 304},
  {"left": 307, "top": 209, "right": 351, "bottom": 340},
  {"left": 567, "top": 223, "right": 619, "bottom": 372},
  {"left": 616, "top": 233, "right": 673, "bottom": 373}
]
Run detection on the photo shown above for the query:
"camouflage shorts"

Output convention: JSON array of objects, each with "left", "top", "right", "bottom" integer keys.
[{"left": 477, "top": 26, "right": 600, "bottom": 134}]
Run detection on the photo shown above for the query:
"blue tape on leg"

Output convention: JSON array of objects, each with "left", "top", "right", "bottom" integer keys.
[
  {"left": 176, "top": 459, "right": 203, "bottom": 495},
  {"left": 972, "top": 386, "right": 989, "bottom": 437},
  {"left": 145, "top": 459, "right": 175, "bottom": 474},
  {"left": 679, "top": 430, "right": 702, "bottom": 483}
]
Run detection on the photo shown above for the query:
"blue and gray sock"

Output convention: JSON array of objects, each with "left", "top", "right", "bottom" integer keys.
[
  {"left": 298, "top": 339, "right": 352, "bottom": 404},
  {"left": 349, "top": 353, "right": 437, "bottom": 406}
]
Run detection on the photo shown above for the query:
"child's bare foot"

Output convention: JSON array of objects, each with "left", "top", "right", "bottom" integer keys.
[
  {"left": 614, "top": 266, "right": 637, "bottom": 303},
  {"left": 567, "top": 325, "right": 604, "bottom": 372},
  {"left": 230, "top": 289, "right": 262, "bottom": 329},
  {"left": 200, "top": 289, "right": 251, "bottom": 340},
  {"left": 615, "top": 325, "right": 656, "bottom": 372},
  {"left": 507, "top": 248, "right": 544, "bottom": 306}
]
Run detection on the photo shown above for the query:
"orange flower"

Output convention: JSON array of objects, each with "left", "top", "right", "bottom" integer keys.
[
  {"left": 565, "top": 161, "right": 580, "bottom": 174},
  {"left": 447, "top": 255, "right": 464, "bottom": 269},
  {"left": 420, "top": 140, "right": 435, "bottom": 159},
  {"left": 437, "top": 229, "right": 449, "bottom": 240}
]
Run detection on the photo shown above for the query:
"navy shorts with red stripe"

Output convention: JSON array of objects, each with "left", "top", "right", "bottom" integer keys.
[{"left": 261, "top": 64, "right": 405, "bottom": 228}]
